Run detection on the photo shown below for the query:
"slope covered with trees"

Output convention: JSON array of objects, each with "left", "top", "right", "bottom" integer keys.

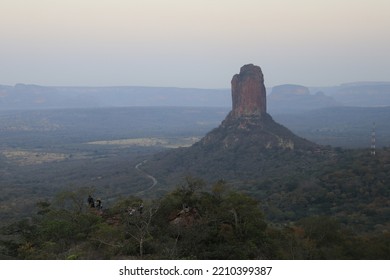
[{"left": 1, "top": 176, "right": 388, "bottom": 260}]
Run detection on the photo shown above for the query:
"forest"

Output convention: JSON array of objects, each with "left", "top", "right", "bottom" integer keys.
[{"left": 0, "top": 177, "right": 388, "bottom": 260}]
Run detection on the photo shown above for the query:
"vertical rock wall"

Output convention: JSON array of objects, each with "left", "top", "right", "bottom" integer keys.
[{"left": 231, "top": 64, "right": 267, "bottom": 117}]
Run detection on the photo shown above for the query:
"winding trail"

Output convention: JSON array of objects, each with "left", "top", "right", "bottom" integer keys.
[{"left": 135, "top": 160, "right": 158, "bottom": 194}]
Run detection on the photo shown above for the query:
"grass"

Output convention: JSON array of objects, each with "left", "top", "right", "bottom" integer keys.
[
  {"left": 2, "top": 150, "right": 68, "bottom": 166},
  {"left": 87, "top": 137, "right": 200, "bottom": 148}
]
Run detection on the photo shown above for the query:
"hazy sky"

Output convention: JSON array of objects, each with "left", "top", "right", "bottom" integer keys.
[{"left": 1, "top": 0, "right": 389, "bottom": 88}]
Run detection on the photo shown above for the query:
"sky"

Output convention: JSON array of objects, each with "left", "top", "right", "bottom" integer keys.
[{"left": 1, "top": 0, "right": 389, "bottom": 88}]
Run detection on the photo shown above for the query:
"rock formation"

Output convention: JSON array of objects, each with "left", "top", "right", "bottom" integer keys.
[
  {"left": 145, "top": 64, "right": 320, "bottom": 185},
  {"left": 231, "top": 64, "right": 267, "bottom": 117},
  {"left": 197, "top": 63, "right": 317, "bottom": 151}
]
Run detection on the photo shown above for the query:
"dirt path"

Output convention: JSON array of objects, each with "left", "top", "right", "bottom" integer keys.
[{"left": 135, "top": 160, "right": 157, "bottom": 194}]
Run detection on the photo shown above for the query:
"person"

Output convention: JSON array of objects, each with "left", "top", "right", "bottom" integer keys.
[
  {"left": 87, "top": 195, "right": 95, "bottom": 208},
  {"left": 96, "top": 199, "right": 102, "bottom": 210},
  {"left": 128, "top": 208, "right": 136, "bottom": 216},
  {"left": 138, "top": 203, "right": 144, "bottom": 214}
]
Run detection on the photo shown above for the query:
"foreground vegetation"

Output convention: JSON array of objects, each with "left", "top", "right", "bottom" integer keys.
[{"left": 1, "top": 178, "right": 388, "bottom": 260}]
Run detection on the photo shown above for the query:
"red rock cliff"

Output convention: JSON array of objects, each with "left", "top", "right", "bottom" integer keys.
[{"left": 231, "top": 64, "right": 266, "bottom": 117}]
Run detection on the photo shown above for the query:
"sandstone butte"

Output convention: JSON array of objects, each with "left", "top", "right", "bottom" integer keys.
[
  {"left": 145, "top": 63, "right": 321, "bottom": 185},
  {"left": 196, "top": 63, "right": 317, "bottom": 151},
  {"left": 231, "top": 64, "right": 267, "bottom": 118}
]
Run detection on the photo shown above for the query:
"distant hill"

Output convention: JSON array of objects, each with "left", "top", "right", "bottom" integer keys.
[
  {"left": 1, "top": 81, "right": 390, "bottom": 112},
  {"left": 269, "top": 82, "right": 390, "bottom": 113},
  {"left": 0, "top": 84, "right": 230, "bottom": 110},
  {"left": 274, "top": 106, "right": 390, "bottom": 148},
  {"left": 331, "top": 83, "right": 390, "bottom": 107},
  {"left": 268, "top": 84, "right": 340, "bottom": 114},
  {"left": 310, "top": 82, "right": 390, "bottom": 107}
]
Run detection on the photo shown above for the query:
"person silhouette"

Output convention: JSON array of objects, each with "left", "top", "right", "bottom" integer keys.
[{"left": 87, "top": 195, "right": 95, "bottom": 208}]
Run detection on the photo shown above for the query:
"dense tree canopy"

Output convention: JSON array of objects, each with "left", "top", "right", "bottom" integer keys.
[{"left": 1, "top": 178, "right": 388, "bottom": 260}]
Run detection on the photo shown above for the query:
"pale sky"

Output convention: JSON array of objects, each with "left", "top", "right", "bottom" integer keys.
[{"left": 1, "top": 0, "right": 389, "bottom": 88}]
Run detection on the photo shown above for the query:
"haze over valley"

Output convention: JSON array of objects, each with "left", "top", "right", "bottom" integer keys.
[
  {"left": 1, "top": 81, "right": 390, "bottom": 149},
  {"left": 1, "top": 67, "right": 389, "bottom": 260},
  {"left": 1, "top": 0, "right": 389, "bottom": 261}
]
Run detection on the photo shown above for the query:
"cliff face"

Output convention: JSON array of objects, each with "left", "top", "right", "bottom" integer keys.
[{"left": 231, "top": 64, "right": 267, "bottom": 118}]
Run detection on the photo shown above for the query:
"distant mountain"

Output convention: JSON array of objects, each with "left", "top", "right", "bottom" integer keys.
[
  {"left": 0, "top": 84, "right": 230, "bottom": 110},
  {"left": 1, "top": 80, "right": 390, "bottom": 112},
  {"left": 268, "top": 82, "right": 390, "bottom": 112},
  {"left": 268, "top": 84, "right": 340, "bottom": 114},
  {"left": 274, "top": 106, "right": 390, "bottom": 148},
  {"left": 310, "top": 82, "right": 390, "bottom": 107}
]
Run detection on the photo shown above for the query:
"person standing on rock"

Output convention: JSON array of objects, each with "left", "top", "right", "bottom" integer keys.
[{"left": 87, "top": 195, "right": 95, "bottom": 208}]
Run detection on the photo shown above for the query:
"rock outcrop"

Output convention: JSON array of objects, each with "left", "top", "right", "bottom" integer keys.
[
  {"left": 197, "top": 64, "right": 316, "bottom": 151},
  {"left": 145, "top": 64, "right": 320, "bottom": 186},
  {"left": 231, "top": 64, "right": 267, "bottom": 118}
]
